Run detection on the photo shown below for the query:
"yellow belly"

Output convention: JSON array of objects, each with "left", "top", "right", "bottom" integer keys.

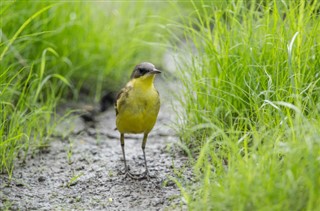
[{"left": 116, "top": 85, "right": 160, "bottom": 134}]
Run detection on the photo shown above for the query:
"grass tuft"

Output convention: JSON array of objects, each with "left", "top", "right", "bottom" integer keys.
[{"left": 172, "top": 0, "right": 320, "bottom": 210}]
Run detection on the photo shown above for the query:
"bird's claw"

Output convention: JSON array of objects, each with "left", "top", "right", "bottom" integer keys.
[
  {"left": 118, "top": 167, "right": 142, "bottom": 180},
  {"left": 124, "top": 171, "right": 142, "bottom": 180},
  {"left": 121, "top": 170, "right": 155, "bottom": 180},
  {"left": 135, "top": 170, "right": 156, "bottom": 181}
]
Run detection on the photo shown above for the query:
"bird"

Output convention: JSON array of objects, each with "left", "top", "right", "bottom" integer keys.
[{"left": 115, "top": 62, "right": 161, "bottom": 180}]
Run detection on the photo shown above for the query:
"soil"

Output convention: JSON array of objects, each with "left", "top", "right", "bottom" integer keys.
[{"left": 0, "top": 78, "right": 190, "bottom": 210}]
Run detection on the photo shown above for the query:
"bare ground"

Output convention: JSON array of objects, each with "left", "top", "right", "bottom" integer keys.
[{"left": 0, "top": 78, "right": 189, "bottom": 210}]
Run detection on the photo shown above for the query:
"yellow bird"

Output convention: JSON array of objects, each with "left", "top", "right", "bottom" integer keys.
[{"left": 115, "top": 62, "right": 161, "bottom": 179}]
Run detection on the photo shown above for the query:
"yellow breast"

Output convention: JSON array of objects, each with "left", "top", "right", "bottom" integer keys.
[{"left": 116, "top": 75, "right": 160, "bottom": 134}]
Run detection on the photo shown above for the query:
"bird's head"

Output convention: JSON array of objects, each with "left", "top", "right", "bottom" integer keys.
[{"left": 130, "top": 62, "right": 161, "bottom": 80}]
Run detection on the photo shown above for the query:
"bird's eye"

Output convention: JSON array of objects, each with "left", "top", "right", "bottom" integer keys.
[{"left": 139, "top": 68, "right": 148, "bottom": 74}]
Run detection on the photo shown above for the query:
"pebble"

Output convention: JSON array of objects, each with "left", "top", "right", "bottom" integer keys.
[{"left": 38, "top": 176, "right": 46, "bottom": 182}]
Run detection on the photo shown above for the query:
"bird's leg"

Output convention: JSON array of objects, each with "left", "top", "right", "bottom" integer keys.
[
  {"left": 120, "top": 133, "right": 140, "bottom": 179},
  {"left": 138, "top": 133, "right": 156, "bottom": 180},
  {"left": 142, "top": 133, "right": 149, "bottom": 176},
  {"left": 120, "top": 133, "right": 129, "bottom": 174}
]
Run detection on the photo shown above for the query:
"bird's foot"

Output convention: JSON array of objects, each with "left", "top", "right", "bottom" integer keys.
[
  {"left": 118, "top": 165, "right": 155, "bottom": 180},
  {"left": 120, "top": 170, "right": 155, "bottom": 180},
  {"left": 135, "top": 170, "right": 156, "bottom": 181},
  {"left": 118, "top": 167, "right": 142, "bottom": 180},
  {"left": 124, "top": 171, "right": 143, "bottom": 180}
]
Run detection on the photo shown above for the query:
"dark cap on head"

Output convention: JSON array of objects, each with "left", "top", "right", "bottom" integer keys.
[{"left": 130, "top": 62, "right": 161, "bottom": 79}]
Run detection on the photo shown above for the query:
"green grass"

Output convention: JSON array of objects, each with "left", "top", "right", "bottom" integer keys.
[
  {"left": 0, "top": 1, "right": 172, "bottom": 176},
  {"left": 2, "top": 0, "right": 320, "bottom": 210},
  {"left": 172, "top": 0, "right": 320, "bottom": 210}
]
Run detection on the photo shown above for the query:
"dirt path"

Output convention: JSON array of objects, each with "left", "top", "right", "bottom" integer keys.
[{"left": 0, "top": 78, "right": 188, "bottom": 210}]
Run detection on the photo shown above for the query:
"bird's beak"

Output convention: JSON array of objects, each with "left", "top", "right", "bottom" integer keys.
[{"left": 150, "top": 68, "right": 161, "bottom": 75}]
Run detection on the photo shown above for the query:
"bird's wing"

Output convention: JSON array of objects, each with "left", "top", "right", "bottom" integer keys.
[{"left": 115, "top": 85, "right": 132, "bottom": 116}]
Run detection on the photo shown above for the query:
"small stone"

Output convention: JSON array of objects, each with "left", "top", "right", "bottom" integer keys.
[
  {"left": 152, "top": 198, "right": 165, "bottom": 206},
  {"left": 15, "top": 182, "right": 24, "bottom": 187},
  {"left": 38, "top": 176, "right": 46, "bottom": 182},
  {"left": 90, "top": 150, "right": 98, "bottom": 155},
  {"left": 165, "top": 180, "right": 175, "bottom": 187},
  {"left": 76, "top": 165, "right": 85, "bottom": 171}
]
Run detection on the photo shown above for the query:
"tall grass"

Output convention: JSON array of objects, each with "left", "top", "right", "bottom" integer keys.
[
  {"left": 0, "top": 1, "right": 172, "bottom": 176},
  {"left": 173, "top": 0, "right": 320, "bottom": 210},
  {"left": 1, "top": 2, "right": 67, "bottom": 176}
]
